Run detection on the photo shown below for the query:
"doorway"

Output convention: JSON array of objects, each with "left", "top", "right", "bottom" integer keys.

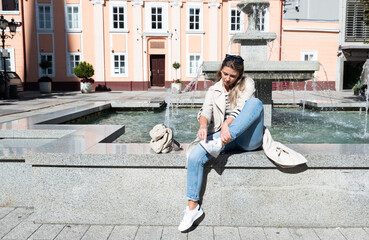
[
  {"left": 150, "top": 55, "right": 165, "bottom": 87},
  {"left": 343, "top": 61, "right": 365, "bottom": 89}
]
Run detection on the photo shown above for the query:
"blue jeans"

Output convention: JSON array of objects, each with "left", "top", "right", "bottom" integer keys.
[{"left": 186, "top": 98, "right": 264, "bottom": 201}]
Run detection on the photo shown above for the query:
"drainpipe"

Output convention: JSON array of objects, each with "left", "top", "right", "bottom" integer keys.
[
  {"left": 279, "top": 0, "right": 283, "bottom": 61},
  {"left": 21, "top": 0, "right": 27, "bottom": 86}
]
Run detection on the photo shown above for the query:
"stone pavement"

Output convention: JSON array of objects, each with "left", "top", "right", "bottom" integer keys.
[{"left": 1, "top": 207, "right": 369, "bottom": 240}]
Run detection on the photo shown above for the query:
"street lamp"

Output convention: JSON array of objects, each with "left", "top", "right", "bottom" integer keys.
[{"left": 0, "top": 15, "right": 21, "bottom": 98}]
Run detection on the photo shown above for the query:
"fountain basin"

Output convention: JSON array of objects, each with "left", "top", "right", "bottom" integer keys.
[{"left": 1, "top": 102, "right": 369, "bottom": 227}]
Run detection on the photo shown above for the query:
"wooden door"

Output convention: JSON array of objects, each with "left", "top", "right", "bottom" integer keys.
[{"left": 150, "top": 55, "right": 165, "bottom": 87}]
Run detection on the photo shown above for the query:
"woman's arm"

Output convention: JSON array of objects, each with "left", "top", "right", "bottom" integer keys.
[
  {"left": 220, "top": 117, "right": 233, "bottom": 145},
  {"left": 198, "top": 116, "right": 208, "bottom": 142}
]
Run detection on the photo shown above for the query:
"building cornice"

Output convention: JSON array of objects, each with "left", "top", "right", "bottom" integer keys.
[
  {"left": 283, "top": 27, "right": 340, "bottom": 33},
  {"left": 91, "top": 0, "right": 105, "bottom": 5},
  {"left": 131, "top": 1, "right": 144, "bottom": 6},
  {"left": 170, "top": 1, "right": 183, "bottom": 7},
  {"left": 208, "top": 2, "right": 220, "bottom": 8}
]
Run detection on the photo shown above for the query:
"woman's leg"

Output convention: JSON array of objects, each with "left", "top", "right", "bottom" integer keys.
[
  {"left": 228, "top": 98, "right": 264, "bottom": 151},
  {"left": 186, "top": 142, "right": 214, "bottom": 204}
]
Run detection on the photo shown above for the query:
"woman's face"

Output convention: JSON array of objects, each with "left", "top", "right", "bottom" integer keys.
[{"left": 221, "top": 66, "right": 240, "bottom": 90}]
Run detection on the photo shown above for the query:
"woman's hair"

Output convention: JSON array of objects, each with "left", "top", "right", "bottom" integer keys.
[{"left": 216, "top": 54, "right": 245, "bottom": 109}]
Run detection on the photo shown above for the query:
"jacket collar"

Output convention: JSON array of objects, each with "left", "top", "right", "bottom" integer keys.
[
  {"left": 213, "top": 79, "right": 224, "bottom": 92},
  {"left": 213, "top": 79, "right": 225, "bottom": 114}
]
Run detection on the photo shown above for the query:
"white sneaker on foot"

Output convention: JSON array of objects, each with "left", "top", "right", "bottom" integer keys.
[
  {"left": 200, "top": 138, "right": 222, "bottom": 158},
  {"left": 178, "top": 205, "right": 204, "bottom": 232}
]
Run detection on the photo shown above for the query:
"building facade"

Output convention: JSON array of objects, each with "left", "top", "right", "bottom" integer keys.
[
  {"left": 3, "top": 0, "right": 341, "bottom": 91},
  {"left": 337, "top": 0, "right": 369, "bottom": 91}
]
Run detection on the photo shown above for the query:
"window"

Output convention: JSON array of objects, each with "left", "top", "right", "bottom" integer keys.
[
  {"left": 66, "top": 5, "right": 81, "bottom": 31},
  {"left": 188, "top": 54, "right": 201, "bottom": 76},
  {"left": 68, "top": 53, "right": 81, "bottom": 76},
  {"left": 151, "top": 7, "right": 163, "bottom": 29},
  {"left": 145, "top": 2, "right": 168, "bottom": 32},
  {"left": 187, "top": 4, "right": 203, "bottom": 31},
  {"left": 346, "top": 0, "right": 369, "bottom": 42},
  {"left": 40, "top": 54, "right": 53, "bottom": 76},
  {"left": 301, "top": 50, "right": 317, "bottom": 61},
  {"left": 2, "top": 0, "right": 18, "bottom": 11},
  {"left": 189, "top": 8, "right": 200, "bottom": 30},
  {"left": 301, "top": 50, "right": 317, "bottom": 76},
  {"left": 256, "top": 9, "right": 268, "bottom": 32},
  {"left": 37, "top": 5, "right": 52, "bottom": 30},
  {"left": 112, "top": 53, "right": 127, "bottom": 76},
  {"left": 110, "top": 2, "right": 127, "bottom": 31},
  {"left": 230, "top": 9, "right": 241, "bottom": 32}
]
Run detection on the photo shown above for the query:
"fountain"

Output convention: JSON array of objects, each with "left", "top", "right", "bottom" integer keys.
[{"left": 202, "top": 0, "right": 319, "bottom": 126}]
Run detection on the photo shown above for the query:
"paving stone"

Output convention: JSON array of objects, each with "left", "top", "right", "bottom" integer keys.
[
  {"left": 0, "top": 207, "right": 33, "bottom": 238},
  {"left": 0, "top": 207, "right": 14, "bottom": 219},
  {"left": 188, "top": 226, "right": 213, "bottom": 240},
  {"left": 135, "top": 226, "right": 163, "bottom": 240},
  {"left": 214, "top": 226, "right": 240, "bottom": 240},
  {"left": 288, "top": 228, "right": 320, "bottom": 240},
  {"left": 339, "top": 228, "right": 369, "bottom": 240},
  {"left": 263, "top": 227, "right": 294, "bottom": 240},
  {"left": 161, "top": 226, "right": 187, "bottom": 240},
  {"left": 239, "top": 227, "right": 267, "bottom": 240},
  {"left": 108, "top": 225, "right": 138, "bottom": 240},
  {"left": 54, "top": 225, "right": 89, "bottom": 240},
  {"left": 81, "top": 225, "right": 114, "bottom": 240},
  {"left": 29, "top": 224, "right": 65, "bottom": 240},
  {"left": 313, "top": 228, "right": 346, "bottom": 240},
  {"left": 2, "top": 220, "right": 41, "bottom": 239}
]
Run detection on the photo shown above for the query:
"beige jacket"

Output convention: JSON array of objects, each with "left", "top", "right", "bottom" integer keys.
[{"left": 186, "top": 77, "right": 255, "bottom": 159}]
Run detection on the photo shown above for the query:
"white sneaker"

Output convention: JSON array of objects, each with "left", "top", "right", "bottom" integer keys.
[
  {"left": 200, "top": 138, "right": 222, "bottom": 158},
  {"left": 178, "top": 205, "right": 204, "bottom": 232}
]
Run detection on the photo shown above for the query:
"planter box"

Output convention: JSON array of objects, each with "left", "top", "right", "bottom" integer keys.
[
  {"left": 39, "top": 82, "right": 52, "bottom": 93},
  {"left": 80, "top": 82, "right": 93, "bottom": 93}
]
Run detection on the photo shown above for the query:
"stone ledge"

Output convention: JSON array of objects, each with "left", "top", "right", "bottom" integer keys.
[{"left": 25, "top": 143, "right": 369, "bottom": 169}]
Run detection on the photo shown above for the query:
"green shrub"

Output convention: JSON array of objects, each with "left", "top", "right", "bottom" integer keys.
[{"left": 73, "top": 61, "right": 95, "bottom": 79}]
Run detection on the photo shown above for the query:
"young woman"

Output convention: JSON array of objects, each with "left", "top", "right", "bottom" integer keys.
[{"left": 178, "top": 54, "right": 264, "bottom": 232}]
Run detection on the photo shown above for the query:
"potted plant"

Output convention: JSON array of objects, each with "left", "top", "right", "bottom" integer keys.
[
  {"left": 353, "top": 82, "right": 367, "bottom": 96},
  {"left": 38, "top": 58, "right": 52, "bottom": 93},
  {"left": 171, "top": 62, "right": 182, "bottom": 93},
  {"left": 73, "top": 61, "right": 95, "bottom": 93}
]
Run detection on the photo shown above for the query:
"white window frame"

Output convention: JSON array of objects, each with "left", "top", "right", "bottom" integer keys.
[
  {"left": 145, "top": 2, "right": 168, "bottom": 32},
  {"left": 67, "top": 53, "right": 81, "bottom": 77},
  {"left": 0, "top": 48, "right": 15, "bottom": 71},
  {"left": 301, "top": 50, "right": 318, "bottom": 77},
  {"left": 39, "top": 53, "right": 55, "bottom": 77},
  {"left": 111, "top": 52, "right": 128, "bottom": 77},
  {"left": 109, "top": 2, "right": 127, "bottom": 32},
  {"left": 187, "top": 53, "right": 202, "bottom": 77},
  {"left": 256, "top": 9, "right": 269, "bottom": 32},
  {"left": 36, "top": 4, "right": 53, "bottom": 31},
  {"left": 65, "top": 4, "right": 81, "bottom": 32},
  {"left": 229, "top": 8, "right": 242, "bottom": 33},
  {"left": 186, "top": 3, "right": 203, "bottom": 32},
  {"left": 301, "top": 50, "right": 318, "bottom": 62}
]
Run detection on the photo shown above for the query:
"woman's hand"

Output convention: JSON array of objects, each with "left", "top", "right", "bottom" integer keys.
[
  {"left": 220, "top": 123, "right": 231, "bottom": 145},
  {"left": 220, "top": 118, "right": 234, "bottom": 145},
  {"left": 197, "top": 116, "right": 208, "bottom": 142},
  {"left": 197, "top": 126, "right": 208, "bottom": 142}
]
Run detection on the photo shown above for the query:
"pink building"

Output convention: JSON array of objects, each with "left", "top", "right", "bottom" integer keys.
[{"left": 2, "top": 0, "right": 341, "bottom": 91}]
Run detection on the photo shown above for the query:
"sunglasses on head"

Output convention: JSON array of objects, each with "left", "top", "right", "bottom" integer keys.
[{"left": 225, "top": 54, "right": 244, "bottom": 64}]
